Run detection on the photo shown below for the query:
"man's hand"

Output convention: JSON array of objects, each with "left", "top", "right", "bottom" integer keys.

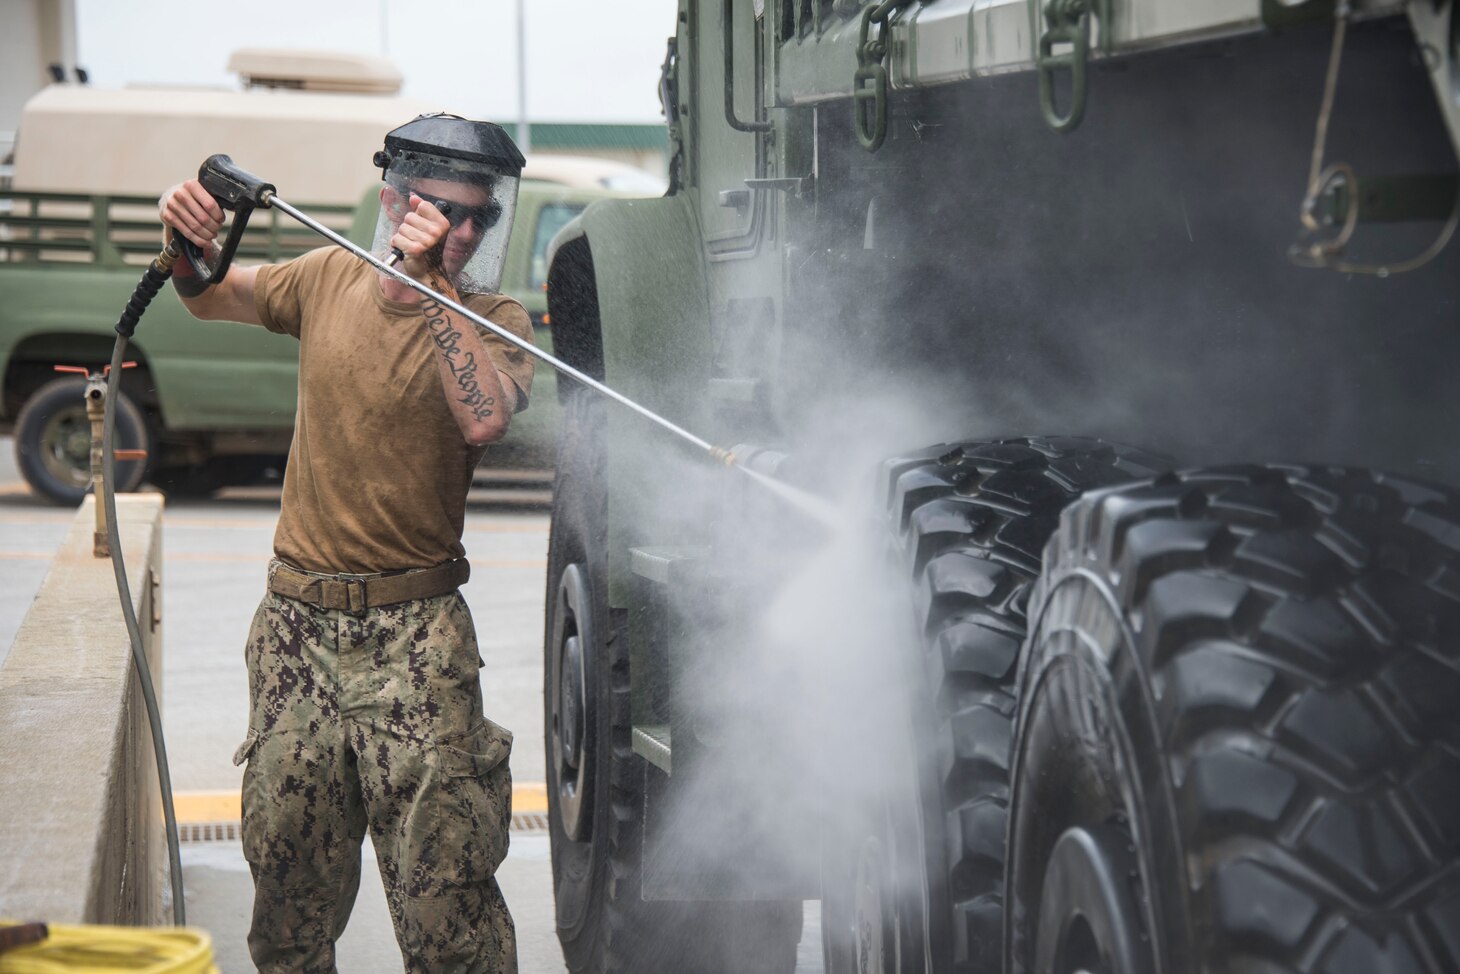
[
  {"left": 392, "top": 194, "right": 451, "bottom": 285},
  {"left": 158, "top": 178, "right": 261, "bottom": 323},
  {"left": 159, "top": 179, "right": 225, "bottom": 249}
]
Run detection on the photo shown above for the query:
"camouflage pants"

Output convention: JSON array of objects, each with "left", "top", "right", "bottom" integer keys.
[{"left": 233, "top": 569, "right": 516, "bottom": 974}]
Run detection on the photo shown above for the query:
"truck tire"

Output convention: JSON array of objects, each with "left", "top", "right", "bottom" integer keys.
[
  {"left": 1007, "top": 465, "right": 1460, "bottom": 974},
  {"left": 545, "top": 392, "right": 799, "bottom": 973},
  {"left": 13, "top": 375, "right": 151, "bottom": 506},
  {"left": 834, "top": 438, "right": 1168, "bottom": 974}
]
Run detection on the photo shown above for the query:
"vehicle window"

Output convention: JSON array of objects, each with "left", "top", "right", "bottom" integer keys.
[{"left": 530, "top": 203, "right": 585, "bottom": 292}]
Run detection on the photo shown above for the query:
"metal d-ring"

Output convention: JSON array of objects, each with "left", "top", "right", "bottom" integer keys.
[{"left": 1035, "top": 0, "right": 1094, "bottom": 133}]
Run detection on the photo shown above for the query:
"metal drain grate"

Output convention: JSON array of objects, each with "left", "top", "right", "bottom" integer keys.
[
  {"left": 511, "top": 812, "right": 549, "bottom": 834},
  {"left": 179, "top": 814, "right": 548, "bottom": 844},
  {"left": 179, "top": 821, "right": 239, "bottom": 843}
]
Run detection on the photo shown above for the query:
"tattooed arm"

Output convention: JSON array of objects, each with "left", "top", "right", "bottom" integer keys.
[{"left": 394, "top": 195, "right": 517, "bottom": 445}]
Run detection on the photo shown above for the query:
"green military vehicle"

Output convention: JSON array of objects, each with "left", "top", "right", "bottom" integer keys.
[
  {"left": 539, "top": 1, "right": 1460, "bottom": 972},
  {"left": 0, "top": 51, "right": 652, "bottom": 503}
]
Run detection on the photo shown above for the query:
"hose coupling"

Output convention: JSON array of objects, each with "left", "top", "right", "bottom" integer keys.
[{"left": 155, "top": 241, "right": 183, "bottom": 273}]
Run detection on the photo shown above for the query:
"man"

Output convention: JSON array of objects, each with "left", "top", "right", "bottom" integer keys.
[{"left": 160, "top": 114, "right": 532, "bottom": 974}]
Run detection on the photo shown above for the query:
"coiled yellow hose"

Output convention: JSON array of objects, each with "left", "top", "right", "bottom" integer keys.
[{"left": 0, "top": 923, "right": 216, "bottom": 974}]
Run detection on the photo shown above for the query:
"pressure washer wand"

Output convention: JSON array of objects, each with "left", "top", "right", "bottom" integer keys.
[{"left": 265, "top": 195, "right": 728, "bottom": 462}]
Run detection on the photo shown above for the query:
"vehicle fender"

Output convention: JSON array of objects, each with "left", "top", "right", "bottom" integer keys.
[
  {"left": 546, "top": 193, "right": 712, "bottom": 608},
  {"left": 0, "top": 266, "right": 160, "bottom": 418}
]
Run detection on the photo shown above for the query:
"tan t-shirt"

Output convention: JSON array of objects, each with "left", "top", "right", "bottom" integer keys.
[{"left": 253, "top": 246, "right": 534, "bottom": 574}]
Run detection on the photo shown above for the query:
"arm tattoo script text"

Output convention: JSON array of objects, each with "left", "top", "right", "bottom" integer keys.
[{"left": 420, "top": 276, "right": 496, "bottom": 422}]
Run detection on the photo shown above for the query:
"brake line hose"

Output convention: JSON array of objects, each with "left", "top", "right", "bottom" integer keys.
[{"left": 103, "top": 243, "right": 185, "bottom": 927}]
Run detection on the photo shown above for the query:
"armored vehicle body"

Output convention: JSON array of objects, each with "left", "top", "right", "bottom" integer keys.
[{"left": 542, "top": 2, "right": 1460, "bottom": 971}]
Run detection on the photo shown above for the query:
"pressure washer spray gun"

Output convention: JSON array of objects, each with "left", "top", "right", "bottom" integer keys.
[{"left": 159, "top": 155, "right": 823, "bottom": 507}]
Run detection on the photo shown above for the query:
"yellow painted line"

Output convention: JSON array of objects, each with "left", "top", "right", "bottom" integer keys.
[
  {"left": 174, "top": 791, "right": 240, "bottom": 823},
  {"left": 174, "top": 782, "right": 548, "bottom": 823},
  {"left": 512, "top": 781, "right": 547, "bottom": 813},
  {"left": 463, "top": 524, "right": 549, "bottom": 535}
]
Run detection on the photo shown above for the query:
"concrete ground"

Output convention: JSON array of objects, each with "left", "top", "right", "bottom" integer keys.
[{"left": 0, "top": 437, "right": 824, "bottom": 973}]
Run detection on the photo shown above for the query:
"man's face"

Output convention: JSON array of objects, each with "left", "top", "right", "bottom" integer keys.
[{"left": 381, "top": 177, "right": 495, "bottom": 278}]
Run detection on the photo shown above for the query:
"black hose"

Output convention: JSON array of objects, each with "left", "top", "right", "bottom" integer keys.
[{"left": 105, "top": 250, "right": 185, "bottom": 926}]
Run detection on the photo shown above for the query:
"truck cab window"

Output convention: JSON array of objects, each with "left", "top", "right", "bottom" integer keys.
[{"left": 530, "top": 203, "right": 584, "bottom": 292}]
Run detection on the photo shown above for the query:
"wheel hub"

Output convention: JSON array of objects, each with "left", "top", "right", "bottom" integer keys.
[
  {"left": 550, "top": 563, "right": 594, "bottom": 842},
  {"left": 1034, "top": 825, "right": 1152, "bottom": 974},
  {"left": 559, "top": 634, "right": 584, "bottom": 766},
  {"left": 41, "top": 412, "right": 93, "bottom": 487},
  {"left": 64, "top": 431, "right": 89, "bottom": 461}
]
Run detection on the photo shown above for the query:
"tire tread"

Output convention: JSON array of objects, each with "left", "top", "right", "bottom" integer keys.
[
  {"left": 884, "top": 436, "right": 1166, "bottom": 972},
  {"left": 1040, "top": 465, "right": 1460, "bottom": 973}
]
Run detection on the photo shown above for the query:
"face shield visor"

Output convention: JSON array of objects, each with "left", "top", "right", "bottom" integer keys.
[{"left": 371, "top": 114, "right": 525, "bottom": 294}]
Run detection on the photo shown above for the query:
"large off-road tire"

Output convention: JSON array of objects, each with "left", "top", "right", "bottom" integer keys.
[
  {"left": 14, "top": 375, "right": 151, "bottom": 506},
  {"left": 545, "top": 391, "right": 799, "bottom": 973},
  {"left": 1007, "top": 465, "right": 1460, "bottom": 974},
  {"left": 829, "top": 438, "right": 1168, "bottom": 974}
]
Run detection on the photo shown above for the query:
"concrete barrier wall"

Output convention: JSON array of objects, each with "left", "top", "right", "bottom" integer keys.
[{"left": 0, "top": 495, "right": 165, "bottom": 924}]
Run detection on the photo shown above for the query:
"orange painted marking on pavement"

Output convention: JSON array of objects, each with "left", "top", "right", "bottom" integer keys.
[
  {"left": 463, "top": 524, "right": 549, "bottom": 535},
  {"left": 173, "top": 791, "right": 241, "bottom": 823},
  {"left": 511, "top": 781, "right": 547, "bottom": 813},
  {"left": 173, "top": 783, "right": 548, "bottom": 823}
]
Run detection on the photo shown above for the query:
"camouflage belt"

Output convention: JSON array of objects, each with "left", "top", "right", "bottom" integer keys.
[{"left": 267, "top": 559, "right": 471, "bottom": 613}]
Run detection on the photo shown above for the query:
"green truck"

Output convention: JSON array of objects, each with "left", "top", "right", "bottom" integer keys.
[
  {"left": 0, "top": 51, "right": 656, "bottom": 503},
  {"left": 538, "top": 2, "right": 1460, "bottom": 972},
  {"left": 0, "top": 180, "right": 607, "bottom": 502}
]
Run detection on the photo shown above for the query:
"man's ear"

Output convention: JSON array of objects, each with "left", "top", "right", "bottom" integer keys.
[{"left": 381, "top": 184, "right": 405, "bottom": 213}]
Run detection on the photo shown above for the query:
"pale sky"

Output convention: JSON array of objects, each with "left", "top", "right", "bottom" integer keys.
[{"left": 74, "top": 0, "right": 681, "bottom": 125}]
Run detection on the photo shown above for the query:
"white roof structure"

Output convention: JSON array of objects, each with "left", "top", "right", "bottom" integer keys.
[
  {"left": 11, "top": 52, "right": 438, "bottom": 204},
  {"left": 226, "top": 49, "right": 404, "bottom": 94}
]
